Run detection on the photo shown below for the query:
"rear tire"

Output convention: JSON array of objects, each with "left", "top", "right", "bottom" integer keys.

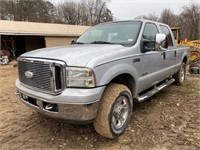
[
  {"left": 93, "top": 83, "right": 133, "bottom": 139},
  {"left": 174, "top": 62, "right": 186, "bottom": 85}
]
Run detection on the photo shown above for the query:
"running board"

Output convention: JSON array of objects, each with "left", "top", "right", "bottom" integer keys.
[{"left": 136, "top": 78, "right": 175, "bottom": 102}]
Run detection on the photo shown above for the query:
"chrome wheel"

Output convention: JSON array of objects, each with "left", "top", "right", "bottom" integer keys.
[
  {"left": 111, "top": 96, "right": 129, "bottom": 130},
  {"left": 174, "top": 62, "right": 186, "bottom": 85}
]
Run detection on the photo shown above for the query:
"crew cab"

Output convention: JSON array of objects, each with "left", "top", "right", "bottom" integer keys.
[{"left": 16, "top": 20, "right": 188, "bottom": 138}]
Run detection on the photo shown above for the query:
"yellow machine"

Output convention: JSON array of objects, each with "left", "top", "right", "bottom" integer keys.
[
  {"left": 171, "top": 27, "right": 200, "bottom": 62},
  {"left": 171, "top": 27, "right": 200, "bottom": 74}
]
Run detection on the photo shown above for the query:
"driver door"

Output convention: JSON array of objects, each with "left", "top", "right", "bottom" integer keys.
[{"left": 138, "top": 23, "right": 166, "bottom": 93}]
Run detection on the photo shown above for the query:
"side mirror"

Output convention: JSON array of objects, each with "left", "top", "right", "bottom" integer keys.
[{"left": 155, "top": 33, "right": 168, "bottom": 51}]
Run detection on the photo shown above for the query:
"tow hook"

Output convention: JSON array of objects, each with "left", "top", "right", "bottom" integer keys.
[
  {"left": 45, "top": 104, "right": 55, "bottom": 110},
  {"left": 43, "top": 103, "right": 58, "bottom": 112}
]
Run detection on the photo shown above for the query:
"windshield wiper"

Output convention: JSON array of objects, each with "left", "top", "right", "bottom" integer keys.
[
  {"left": 75, "top": 42, "right": 85, "bottom": 44},
  {"left": 90, "top": 41, "right": 115, "bottom": 44},
  {"left": 71, "top": 39, "right": 85, "bottom": 45}
]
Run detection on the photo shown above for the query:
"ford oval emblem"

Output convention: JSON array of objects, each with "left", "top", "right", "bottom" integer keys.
[{"left": 25, "top": 71, "right": 33, "bottom": 79}]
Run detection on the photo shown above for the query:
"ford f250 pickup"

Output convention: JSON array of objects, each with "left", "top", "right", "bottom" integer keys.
[{"left": 16, "top": 20, "right": 188, "bottom": 138}]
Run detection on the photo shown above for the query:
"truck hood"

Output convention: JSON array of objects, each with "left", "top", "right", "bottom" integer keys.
[{"left": 21, "top": 44, "right": 127, "bottom": 67}]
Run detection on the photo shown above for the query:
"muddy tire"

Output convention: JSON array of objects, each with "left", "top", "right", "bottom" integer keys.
[
  {"left": 93, "top": 83, "right": 133, "bottom": 139},
  {"left": 174, "top": 62, "right": 186, "bottom": 85}
]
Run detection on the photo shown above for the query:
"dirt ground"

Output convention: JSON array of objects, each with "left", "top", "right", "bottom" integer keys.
[{"left": 0, "top": 62, "right": 200, "bottom": 150}]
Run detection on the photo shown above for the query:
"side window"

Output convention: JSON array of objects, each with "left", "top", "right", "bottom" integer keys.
[
  {"left": 160, "top": 25, "right": 174, "bottom": 46},
  {"left": 142, "top": 23, "right": 159, "bottom": 51},
  {"left": 143, "top": 23, "right": 159, "bottom": 40}
]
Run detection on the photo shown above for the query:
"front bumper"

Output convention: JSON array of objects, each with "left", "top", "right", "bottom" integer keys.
[{"left": 16, "top": 79, "right": 105, "bottom": 122}]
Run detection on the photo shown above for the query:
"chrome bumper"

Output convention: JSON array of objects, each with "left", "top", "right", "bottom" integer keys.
[{"left": 16, "top": 79, "right": 105, "bottom": 122}]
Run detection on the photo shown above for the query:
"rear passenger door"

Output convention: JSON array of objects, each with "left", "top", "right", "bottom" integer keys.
[{"left": 159, "top": 25, "right": 178, "bottom": 74}]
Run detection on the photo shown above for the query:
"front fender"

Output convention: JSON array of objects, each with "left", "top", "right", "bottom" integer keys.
[{"left": 94, "top": 63, "right": 139, "bottom": 97}]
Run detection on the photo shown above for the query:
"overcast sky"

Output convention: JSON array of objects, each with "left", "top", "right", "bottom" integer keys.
[
  {"left": 107, "top": 0, "right": 194, "bottom": 20},
  {"left": 53, "top": 0, "right": 197, "bottom": 20}
]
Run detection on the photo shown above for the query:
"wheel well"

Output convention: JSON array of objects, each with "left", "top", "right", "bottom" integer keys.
[{"left": 109, "top": 74, "right": 135, "bottom": 97}]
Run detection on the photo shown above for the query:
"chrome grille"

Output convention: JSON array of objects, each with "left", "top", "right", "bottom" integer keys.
[{"left": 18, "top": 58, "right": 66, "bottom": 94}]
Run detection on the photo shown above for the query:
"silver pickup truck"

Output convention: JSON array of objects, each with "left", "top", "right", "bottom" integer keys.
[{"left": 16, "top": 20, "right": 188, "bottom": 138}]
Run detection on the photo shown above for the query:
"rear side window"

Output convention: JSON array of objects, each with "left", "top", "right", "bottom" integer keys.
[{"left": 160, "top": 25, "right": 174, "bottom": 46}]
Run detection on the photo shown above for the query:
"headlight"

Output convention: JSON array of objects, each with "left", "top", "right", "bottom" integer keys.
[{"left": 66, "top": 67, "right": 96, "bottom": 87}]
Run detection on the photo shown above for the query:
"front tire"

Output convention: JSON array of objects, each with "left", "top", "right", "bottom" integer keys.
[
  {"left": 93, "top": 83, "right": 133, "bottom": 139},
  {"left": 174, "top": 62, "right": 186, "bottom": 85}
]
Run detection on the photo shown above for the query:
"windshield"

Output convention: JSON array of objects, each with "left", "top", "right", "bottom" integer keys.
[{"left": 76, "top": 21, "right": 142, "bottom": 46}]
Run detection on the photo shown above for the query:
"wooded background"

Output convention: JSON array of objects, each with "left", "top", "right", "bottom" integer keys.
[{"left": 0, "top": 0, "right": 199, "bottom": 40}]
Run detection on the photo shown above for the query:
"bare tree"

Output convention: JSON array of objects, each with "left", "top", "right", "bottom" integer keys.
[
  {"left": 159, "top": 8, "right": 178, "bottom": 27},
  {"left": 0, "top": 0, "right": 56, "bottom": 23},
  {"left": 179, "top": 2, "right": 200, "bottom": 40},
  {"left": 56, "top": 0, "right": 113, "bottom": 26},
  {"left": 85, "top": 0, "right": 111, "bottom": 25},
  {"left": 56, "top": 1, "right": 80, "bottom": 25},
  {"left": 135, "top": 13, "right": 159, "bottom": 21},
  {"left": 135, "top": 2, "right": 200, "bottom": 41}
]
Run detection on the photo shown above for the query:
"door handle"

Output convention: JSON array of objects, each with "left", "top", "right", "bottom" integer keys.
[
  {"left": 174, "top": 51, "right": 177, "bottom": 57},
  {"left": 161, "top": 52, "right": 166, "bottom": 60}
]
